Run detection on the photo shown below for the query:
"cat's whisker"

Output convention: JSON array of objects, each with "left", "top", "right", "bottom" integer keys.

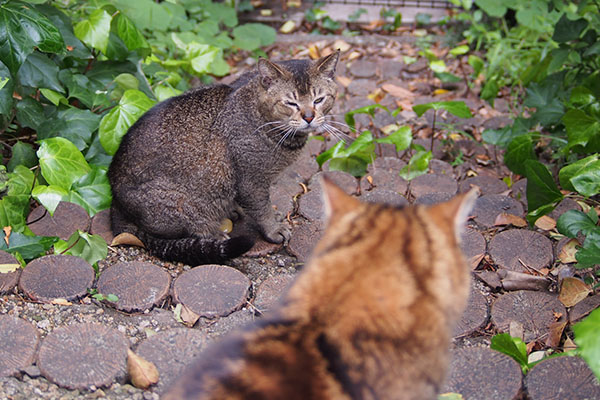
[
  {"left": 323, "top": 118, "right": 358, "bottom": 134},
  {"left": 321, "top": 124, "right": 348, "bottom": 144},
  {"left": 252, "top": 121, "right": 287, "bottom": 136}
]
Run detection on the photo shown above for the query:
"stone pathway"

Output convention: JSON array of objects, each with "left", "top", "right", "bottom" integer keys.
[{"left": 1, "top": 35, "right": 599, "bottom": 400}]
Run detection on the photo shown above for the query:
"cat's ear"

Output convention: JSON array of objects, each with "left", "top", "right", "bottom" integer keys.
[
  {"left": 431, "top": 188, "right": 479, "bottom": 240},
  {"left": 258, "top": 58, "right": 288, "bottom": 88},
  {"left": 320, "top": 175, "right": 360, "bottom": 220},
  {"left": 314, "top": 50, "right": 340, "bottom": 78}
]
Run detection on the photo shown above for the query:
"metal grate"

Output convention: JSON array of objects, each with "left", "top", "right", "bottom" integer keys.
[{"left": 307, "top": 0, "right": 457, "bottom": 8}]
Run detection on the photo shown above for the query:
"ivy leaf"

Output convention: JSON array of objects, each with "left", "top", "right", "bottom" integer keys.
[
  {"left": 69, "top": 166, "right": 112, "bottom": 216},
  {"left": 116, "top": 13, "right": 150, "bottom": 56},
  {"left": 0, "top": 60, "right": 14, "bottom": 116},
  {"left": 325, "top": 131, "right": 375, "bottom": 178},
  {"left": 40, "top": 88, "right": 68, "bottom": 106},
  {"left": 576, "top": 232, "right": 600, "bottom": 269},
  {"left": 558, "top": 154, "right": 599, "bottom": 192},
  {"left": 344, "top": 104, "right": 388, "bottom": 130},
  {"left": 31, "top": 184, "right": 68, "bottom": 216},
  {"left": 553, "top": 14, "right": 588, "bottom": 43},
  {"left": 74, "top": 8, "right": 112, "bottom": 54},
  {"left": 504, "top": 135, "right": 536, "bottom": 176},
  {"left": 0, "top": 0, "right": 65, "bottom": 75},
  {"left": 0, "top": 232, "right": 57, "bottom": 261},
  {"left": 316, "top": 141, "right": 345, "bottom": 168},
  {"left": 15, "top": 97, "right": 44, "bottom": 130},
  {"left": 563, "top": 109, "right": 600, "bottom": 152},
  {"left": 474, "top": 0, "right": 507, "bottom": 17},
  {"left": 525, "top": 160, "right": 563, "bottom": 223},
  {"left": 412, "top": 101, "right": 473, "bottom": 119},
  {"left": 557, "top": 210, "right": 598, "bottom": 238},
  {"left": 7, "top": 141, "right": 37, "bottom": 172},
  {"left": 490, "top": 333, "right": 529, "bottom": 373},
  {"left": 573, "top": 308, "right": 600, "bottom": 380},
  {"left": 37, "top": 137, "right": 91, "bottom": 191},
  {"left": 375, "top": 126, "right": 412, "bottom": 152},
  {"left": 99, "top": 89, "right": 156, "bottom": 155},
  {"left": 0, "top": 166, "right": 34, "bottom": 232},
  {"left": 399, "top": 149, "right": 432, "bottom": 180},
  {"left": 17, "top": 52, "right": 63, "bottom": 93},
  {"left": 54, "top": 230, "right": 107, "bottom": 268}
]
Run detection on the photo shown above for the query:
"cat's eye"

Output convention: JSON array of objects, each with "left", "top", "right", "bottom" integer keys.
[
  {"left": 314, "top": 97, "right": 325, "bottom": 105},
  {"left": 285, "top": 101, "right": 299, "bottom": 109}
]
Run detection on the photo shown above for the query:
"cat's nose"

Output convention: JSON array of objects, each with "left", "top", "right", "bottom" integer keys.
[{"left": 302, "top": 110, "right": 314, "bottom": 124}]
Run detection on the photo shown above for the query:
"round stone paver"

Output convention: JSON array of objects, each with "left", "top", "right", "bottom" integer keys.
[
  {"left": 526, "top": 356, "right": 600, "bottom": 400},
  {"left": 347, "top": 78, "right": 376, "bottom": 96},
  {"left": 254, "top": 273, "right": 296, "bottom": 312},
  {"left": 298, "top": 186, "right": 326, "bottom": 223},
  {"left": 491, "top": 291, "right": 566, "bottom": 342},
  {"left": 443, "top": 347, "right": 522, "bottom": 400},
  {"left": 0, "top": 251, "right": 21, "bottom": 294},
  {"left": 19, "top": 255, "right": 95, "bottom": 302},
  {"left": 136, "top": 328, "right": 207, "bottom": 394},
  {"left": 309, "top": 170, "right": 357, "bottom": 195},
  {"left": 172, "top": 265, "right": 251, "bottom": 318},
  {"left": 361, "top": 188, "right": 409, "bottom": 207},
  {"left": 37, "top": 323, "right": 129, "bottom": 390},
  {"left": 27, "top": 202, "right": 90, "bottom": 240},
  {"left": 287, "top": 222, "right": 325, "bottom": 263},
  {"left": 460, "top": 228, "right": 486, "bottom": 269},
  {"left": 413, "top": 192, "right": 454, "bottom": 206},
  {"left": 489, "top": 229, "right": 553, "bottom": 273},
  {"left": 89, "top": 209, "right": 114, "bottom": 244},
  {"left": 0, "top": 315, "right": 40, "bottom": 377},
  {"left": 349, "top": 59, "right": 377, "bottom": 78},
  {"left": 454, "top": 286, "right": 488, "bottom": 337},
  {"left": 471, "top": 194, "right": 524, "bottom": 227},
  {"left": 96, "top": 261, "right": 171, "bottom": 312},
  {"left": 360, "top": 158, "right": 408, "bottom": 194},
  {"left": 459, "top": 175, "right": 508, "bottom": 195},
  {"left": 409, "top": 174, "right": 458, "bottom": 198}
]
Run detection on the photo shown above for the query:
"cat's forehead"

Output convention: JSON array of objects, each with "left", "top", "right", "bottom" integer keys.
[{"left": 276, "top": 59, "right": 313, "bottom": 95}]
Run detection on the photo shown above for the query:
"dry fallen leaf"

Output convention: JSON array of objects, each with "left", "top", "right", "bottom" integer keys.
[
  {"left": 559, "top": 277, "right": 591, "bottom": 307},
  {"left": 279, "top": 20, "right": 296, "bottom": 33},
  {"left": 51, "top": 298, "right": 72, "bottom": 306},
  {"left": 558, "top": 238, "right": 579, "bottom": 263},
  {"left": 361, "top": 20, "right": 385, "bottom": 31},
  {"left": 111, "top": 233, "right": 145, "bottom": 248},
  {"left": 563, "top": 337, "right": 577, "bottom": 351},
  {"left": 433, "top": 88, "right": 450, "bottom": 95},
  {"left": 468, "top": 253, "right": 485, "bottom": 270},
  {"left": 381, "top": 83, "right": 415, "bottom": 99},
  {"left": 127, "top": 349, "right": 159, "bottom": 390},
  {"left": 347, "top": 51, "right": 361, "bottom": 61},
  {"left": 3, "top": 226, "right": 11, "bottom": 246},
  {"left": 260, "top": 9, "right": 272, "bottom": 16},
  {"left": 332, "top": 39, "right": 351, "bottom": 53},
  {"left": 0, "top": 263, "right": 20, "bottom": 274},
  {"left": 308, "top": 45, "right": 320, "bottom": 60},
  {"left": 545, "top": 320, "right": 567, "bottom": 348},
  {"left": 180, "top": 304, "right": 200, "bottom": 327},
  {"left": 535, "top": 215, "right": 556, "bottom": 231},
  {"left": 494, "top": 213, "right": 527, "bottom": 227},
  {"left": 335, "top": 76, "right": 351, "bottom": 87},
  {"left": 367, "top": 88, "right": 385, "bottom": 103}
]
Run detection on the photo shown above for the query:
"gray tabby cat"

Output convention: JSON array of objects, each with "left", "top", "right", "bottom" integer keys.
[{"left": 108, "top": 52, "right": 339, "bottom": 266}]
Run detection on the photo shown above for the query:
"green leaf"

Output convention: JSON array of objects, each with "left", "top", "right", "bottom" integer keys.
[
  {"left": 115, "top": 13, "right": 150, "bottom": 56},
  {"left": 0, "top": 232, "right": 57, "bottom": 261},
  {"left": 31, "top": 184, "right": 68, "bottom": 216},
  {"left": 563, "top": 109, "right": 600, "bottom": 152},
  {"left": 74, "top": 8, "right": 112, "bottom": 54},
  {"left": 113, "top": 0, "right": 172, "bottom": 31},
  {"left": 54, "top": 230, "right": 107, "bottom": 267},
  {"left": 525, "top": 160, "right": 563, "bottom": 223},
  {"left": 557, "top": 210, "right": 598, "bottom": 238},
  {"left": 574, "top": 308, "right": 600, "bottom": 380},
  {"left": 316, "top": 141, "right": 345, "bottom": 168},
  {"left": 69, "top": 166, "right": 112, "bottom": 216},
  {"left": 15, "top": 97, "right": 44, "bottom": 130},
  {"left": 0, "top": 0, "right": 65, "bottom": 75},
  {"left": 37, "top": 137, "right": 91, "bottom": 190},
  {"left": 490, "top": 333, "right": 529, "bottom": 372},
  {"left": 0, "top": 60, "right": 14, "bottom": 116},
  {"left": 40, "top": 88, "right": 68, "bottom": 106},
  {"left": 114, "top": 73, "right": 139, "bottom": 91},
  {"left": 449, "top": 45, "right": 469, "bottom": 56},
  {"left": 504, "top": 135, "right": 536, "bottom": 176},
  {"left": 7, "top": 141, "right": 37, "bottom": 172},
  {"left": 576, "top": 232, "right": 600, "bottom": 269},
  {"left": 412, "top": 101, "right": 473, "bottom": 119},
  {"left": 37, "top": 108, "right": 102, "bottom": 151},
  {"left": 474, "top": 0, "right": 507, "bottom": 17},
  {"left": 399, "top": 149, "right": 432, "bottom": 180},
  {"left": 233, "top": 23, "right": 276, "bottom": 51},
  {"left": 435, "top": 72, "right": 462, "bottom": 83},
  {"left": 0, "top": 165, "right": 34, "bottom": 232},
  {"left": 329, "top": 156, "right": 371, "bottom": 177},
  {"left": 429, "top": 60, "right": 446, "bottom": 73},
  {"left": 17, "top": 52, "right": 63, "bottom": 93},
  {"left": 481, "top": 79, "right": 499, "bottom": 104},
  {"left": 553, "top": 14, "right": 588, "bottom": 43},
  {"left": 344, "top": 104, "right": 388, "bottom": 130},
  {"left": 323, "top": 131, "right": 375, "bottom": 178},
  {"left": 99, "top": 89, "right": 155, "bottom": 155},
  {"left": 559, "top": 155, "right": 600, "bottom": 197},
  {"left": 375, "top": 126, "right": 412, "bottom": 152},
  {"left": 106, "top": 293, "right": 119, "bottom": 302},
  {"left": 468, "top": 55, "right": 484, "bottom": 77},
  {"left": 524, "top": 81, "right": 564, "bottom": 126}
]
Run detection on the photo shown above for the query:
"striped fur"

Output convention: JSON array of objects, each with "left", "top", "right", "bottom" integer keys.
[{"left": 162, "top": 178, "right": 478, "bottom": 400}]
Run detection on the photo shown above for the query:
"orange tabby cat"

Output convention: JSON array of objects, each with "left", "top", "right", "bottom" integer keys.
[{"left": 162, "top": 178, "right": 478, "bottom": 400}]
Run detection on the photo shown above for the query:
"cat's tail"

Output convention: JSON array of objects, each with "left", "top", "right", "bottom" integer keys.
[{"left": 139, "top": 231, "right": 255, "bottom": 266}]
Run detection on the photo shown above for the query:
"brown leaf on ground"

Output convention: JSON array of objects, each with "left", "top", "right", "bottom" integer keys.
[
  {"left": 381, "top": 83, "right": 414, "bottom": 99},
  {"left": 0, "top": 263, "right": 20, "bottom": 274},
  {"left": 127, "top": 349, "right": 159, "bottom": 389},
  {"left": 545, "top": 321, "right": 567, "bottom": 348},
  {"left": 336, "top": 76, "right": 352, "bottom": 87},
  {"left": 308, "top": 45, "right": 320, "bottom": 60},
  {"left": 368, "top": 88, "right": 385, "bottom": 103},
  {"left": 332, "top": 39, "right": 351, "bottom": 53},
  {"left": 558, "top": 277, "right": 591, "bottom": 307},
  {"left": 563, "top": 337, "right": 577, "bottom": 351},
  {"left": 361, "top": 20, "right": 385, "bottom": 31},
  {"left": 494, "top": 213, "right": 527, "bottom": 227},
  {"left": 3, "top": 226, "right": 11, "bottom": 246},
  {"left": 180, "top": 304, "right": 200, "bottom": 327},
  {"left": 111, "top": 233, "right": 145, "bottom": 248},
  {"left": 534, "top": 215, "right": 556, "bottom": 231},
  {"left": 558, "top": 239, "right": 579, "bottom": 264},
  {"left": 51, "top": 298, "right": 72, "bottom": 306}
]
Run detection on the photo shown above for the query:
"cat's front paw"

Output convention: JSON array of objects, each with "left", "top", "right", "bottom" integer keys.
[{"left": 261, "top": 222, "right": 291, "bottom": 244}]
